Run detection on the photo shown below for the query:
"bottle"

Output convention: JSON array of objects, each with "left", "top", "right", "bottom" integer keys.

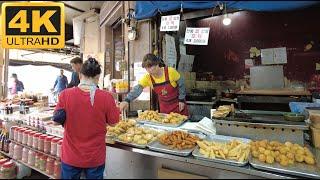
[
  {"left": 0, "top": 130, "right": 5, "bottom": 151},
  {"left": 9, "top": 104, "right": 13, "bottom": 114},
  {"left": 4, "top": 133, "right": 10, "bottom": 153},
  {"left": 19, "top": 101, "right": 25, "bottom": 114}
]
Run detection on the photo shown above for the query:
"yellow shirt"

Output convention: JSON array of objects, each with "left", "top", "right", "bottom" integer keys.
[{"left": 139, "top": 67, "right": 180, "bottom": 88}]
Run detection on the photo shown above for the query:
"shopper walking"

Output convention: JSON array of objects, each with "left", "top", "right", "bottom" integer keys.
[
  {"left": 52, "top": 69, "right": 68, "bottom": 101},
  {"left": 9, "top": 73, "right": 24, "bottom": 95},
  {"left": 67, "top": 57, "right": 83, "bottom": 88},
  {"left": 53, "top": 58, "right": 120, "bottom": 179}
]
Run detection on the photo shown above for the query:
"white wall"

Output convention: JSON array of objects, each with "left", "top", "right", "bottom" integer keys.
[{"left": 8, "top": 65, "right": 72, "bottom": 96}]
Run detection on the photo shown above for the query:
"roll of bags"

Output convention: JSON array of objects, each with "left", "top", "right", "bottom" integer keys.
[{"left": 309, "top": 113, "right": 320, "bottom": 149}]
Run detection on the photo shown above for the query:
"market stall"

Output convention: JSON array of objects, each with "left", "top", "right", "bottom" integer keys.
[{"left": 104, "top": 108, "right": 320, "bottom": 179}]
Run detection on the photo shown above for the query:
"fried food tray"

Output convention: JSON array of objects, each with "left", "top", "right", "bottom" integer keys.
[
  {"left": 113, "top": 125, "right": 166, "bottom": 149},
  {"left": 147, "top": 141, "right": 196, "bottom": 156},
  {"left": 192, "top": 135, "right": 251, "bottom": 167},
  {"left": 114, "top": 139, "right": 150, "bottom": 149},
  {"left": 147, "top": 131, "right": 206, "bottom": 156},
  {"left": 136, "top": 113, "right": 189, "bottom": 127},
  {"left": 249, "top": 155, "right": 320, "bottom": 178}
]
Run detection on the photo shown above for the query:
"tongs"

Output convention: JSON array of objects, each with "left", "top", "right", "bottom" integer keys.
[{"left": 121, "top": 109, "right": 127, "bottom": 121}]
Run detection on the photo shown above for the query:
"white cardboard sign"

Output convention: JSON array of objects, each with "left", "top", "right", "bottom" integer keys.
[
  {"left": 160, "top": 15, "right": 180, "bottom": 31},
  {"left": 184, "top": 27, "right": 210, "bottom": 45}
]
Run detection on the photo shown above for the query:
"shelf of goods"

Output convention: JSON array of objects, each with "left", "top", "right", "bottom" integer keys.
[
  {"left": 0, "top": 150, "right": 55, "bottom": 179},
  {"left": 1, "top": 122, "right": 61, "bottom": 178},
  {"left": 10, "top": 139, "right": 59, "bottom": 160}
]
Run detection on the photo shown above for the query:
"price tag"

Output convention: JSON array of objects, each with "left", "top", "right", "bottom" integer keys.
[
  {"left": 160, "top": 14, "right": 180, "bottom": 31},
  {"left": 184, "top": 27, "right": 210, "bottom": 45}
]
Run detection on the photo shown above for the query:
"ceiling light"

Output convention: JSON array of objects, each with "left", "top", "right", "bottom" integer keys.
[
  {"left": 223, "top": 15, "right": 231, "bottom": 26},
  {"left": 222, "top": 3, "right": 231, "bottom": 26}
]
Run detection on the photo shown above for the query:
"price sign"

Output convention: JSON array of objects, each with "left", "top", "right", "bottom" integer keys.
[
  {"left": 184, "top": 27, "right": 210, "bottom": 45},
  {"left": 160, "top": 14, "right": 180, "bottom": 31}
]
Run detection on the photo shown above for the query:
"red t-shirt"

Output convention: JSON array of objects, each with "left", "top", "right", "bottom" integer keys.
[{"left": 55, "top": 87, "right": 119, "bottom": 168}]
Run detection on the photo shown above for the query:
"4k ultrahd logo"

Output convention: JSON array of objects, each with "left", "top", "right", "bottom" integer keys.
[{"left": 2, "top": 2, "right": 65, "bottom": 49}]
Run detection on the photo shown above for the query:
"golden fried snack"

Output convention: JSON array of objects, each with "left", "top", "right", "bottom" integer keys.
[
  {"left": 213, "top": 105, "right": 232, "bottom": 118},
  {"left": 305, "top": 156, "right": 316, "bottom": 165},
  {"left": 258, "top": 154, "right": 266, "bottom": 162},
  {"left": 106, "top": 120, "right": 137, "bottom": 137},
  {"left": 159, "top": 131, "right": 199, "bottom": 150},
  {"left": 251, "top": 140, "right": 317, "bottom": 167},
  {"left": 266, "top": 156, "right": 275, "bottom": 164},
  {"left": 197, "top": 139, "right": 250, "bottom": 162}
]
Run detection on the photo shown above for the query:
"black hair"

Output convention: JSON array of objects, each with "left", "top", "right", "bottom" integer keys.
[
  {"left": 142, "top": 53, "right": 165, "bottom": 68},
  {"left": 70, "top": 57, "right": 83, "bottom": 64},
  {"left": 11, "top": 73, "right": 17, "bottom": 78},
  {"left": 80, "top": 58, "right": 101, "bottom": 78}
]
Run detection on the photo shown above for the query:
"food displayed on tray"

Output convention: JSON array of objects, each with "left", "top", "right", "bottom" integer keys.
[
  {"left": 138, "top": 110, "right": 188, "bottom": 124},
  {"left": 106, "top": 119, "right": 137, "bottom": 137},
  {"left": 158, "top": 131, "right": 200, "bottom": 150},
  {"left": 197, "top": 139, "right": 250, "bottom": 162},
  {"left": 250, "top": 140, "right": 316, "bottom": 166},
  {"left": 117, "top": 126, "right": 164, "bottom": 145},
  {"left": 212, "top": 105, "right": 232, "bottom": 118},
  {"left": 138, "top": 110, "right": 163, "bottom": 122}
]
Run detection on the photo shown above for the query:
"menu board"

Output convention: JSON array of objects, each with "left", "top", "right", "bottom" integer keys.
[
  {"left": 261, "top": 47, "right": 287, "bottom": 64},
  {"left": 160, "top": 15, "right": 180, "bottom": 31},
  {"left": 184, "top": 27, "right": 210, "bottom": 45}
]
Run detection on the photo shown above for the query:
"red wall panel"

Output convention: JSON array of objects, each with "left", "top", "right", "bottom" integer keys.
[{"left": 189, "top": 5, "right": 320, "bottom": 83}]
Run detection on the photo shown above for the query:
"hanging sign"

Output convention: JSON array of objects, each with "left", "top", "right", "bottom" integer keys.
[
  {"left": 184, "top": 27, "right": 210, "bottom": 45},
  {"left": 160, "top": 14, "right": 180, "bottom": 31}
]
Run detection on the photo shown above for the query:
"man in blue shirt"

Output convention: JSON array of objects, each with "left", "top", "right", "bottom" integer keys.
[
  {"left": 53, "top": 69, "right": 68, "bottom": 94},
  {"left": 67, "top": 57, "right": 83, "bottom": 88}
]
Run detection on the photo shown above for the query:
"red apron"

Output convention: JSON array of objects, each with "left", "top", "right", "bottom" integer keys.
[{"left": 150, "top": 67, "right": 188, "bottom": 116}]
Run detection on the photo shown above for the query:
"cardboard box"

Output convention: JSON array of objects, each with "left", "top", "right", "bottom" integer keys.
[
  {"left": 157, "top": 168, "right": 209, "bottom": 179},
  {"left": 196, "top": 81, "right": 210, "bottom": 89},
  {"left": 185, "top": 80, "right": 196, "bottom": 90},
  {"left": 130, "top": 100, "right": 150, "bottom": 111},
  {"left": 190, "top": 72, "right": 196, "bottom": 80},
  {"left": 184, "top": 72, "right": 191, "bottom": 80}
]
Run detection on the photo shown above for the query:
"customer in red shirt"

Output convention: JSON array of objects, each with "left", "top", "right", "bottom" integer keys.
[{"left": 54, "top": 58, "right": 119, "bottom": 179}]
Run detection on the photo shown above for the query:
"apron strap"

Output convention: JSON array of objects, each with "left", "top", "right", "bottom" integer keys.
[
  {"left": 164, "top": 67, "right": 170, "bottom": 82},
  {"left": 149, "top": 74, "right": 156, "bottom": 86}
]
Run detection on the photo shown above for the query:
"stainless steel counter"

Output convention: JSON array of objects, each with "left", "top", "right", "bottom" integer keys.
[{"left": 104, "top": 143, "right": 299, "bottom": 179}]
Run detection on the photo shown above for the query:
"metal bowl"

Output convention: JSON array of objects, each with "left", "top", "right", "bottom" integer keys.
[{"left": 283, "top": 113, "right": 305, "bottom": 122}]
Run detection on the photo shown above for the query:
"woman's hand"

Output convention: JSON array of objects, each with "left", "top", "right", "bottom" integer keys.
[{"left": 179, "top": 102, "right": 185, "bottom": 112}]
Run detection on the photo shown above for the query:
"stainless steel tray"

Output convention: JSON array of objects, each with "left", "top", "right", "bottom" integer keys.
[
  {"left": 147, "top": 131, "right": 206, "bottom": 156},
  {"left": 114, "top": 139, "right": 149, "bottom": 149},
  {"left": 113, "top": 125, "right": 166, "bottom": 149},
  {"left": 249, "top": 155, "right": 320, "bottom": 178},
  {"left": 136, "top": 118, "right": 188, "bottom": 128},
  {"left": 192, "top": 135, "right": 251, "bottom": 167},
  {"left": 147, "top": 141, "right": 196, "bottom": 156}
]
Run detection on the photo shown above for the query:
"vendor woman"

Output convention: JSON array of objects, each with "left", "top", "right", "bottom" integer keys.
[{"left": 120, "top": 53, "right": 188, "bottom": 116}]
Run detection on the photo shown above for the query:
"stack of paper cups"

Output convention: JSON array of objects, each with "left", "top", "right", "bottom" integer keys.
[
  {"left": 210, "top": 109, "right": 216, "bottom": 119},
  {"left": 137, "top": 110, "right": 142, "bottom": 117}
]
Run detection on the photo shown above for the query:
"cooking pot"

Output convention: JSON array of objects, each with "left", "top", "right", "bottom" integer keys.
[{"left": 283, "top": 113, "right": 305, "bottom": 122}]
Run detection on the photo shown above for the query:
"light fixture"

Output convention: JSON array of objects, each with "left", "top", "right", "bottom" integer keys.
[
  {"left": 223, "top": 15, "right": 231, "bottom": 26},
  {"left": 128, "top": 26, "right": 137, "bottom": 41},
  {"left": 222, "top": 3, "right": 231, "bottom": 26}
]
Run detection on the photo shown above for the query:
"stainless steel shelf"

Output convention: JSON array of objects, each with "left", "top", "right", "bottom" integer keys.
[
  {"left": 10, "top": 139, "right": 60, "bottom": 160},
  {"left": 106, "top": 143, "right": 298, "bottom": 179},
  {"left": 0, "top": 150, "right": 56, "bottom": 179}
]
